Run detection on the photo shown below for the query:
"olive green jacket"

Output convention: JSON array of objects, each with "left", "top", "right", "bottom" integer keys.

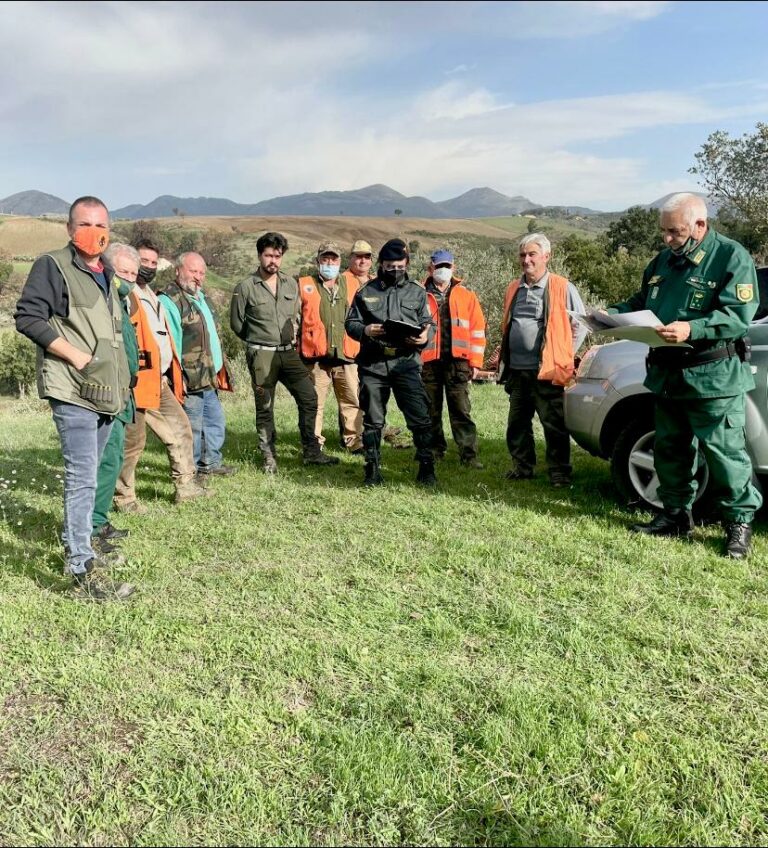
[
  {"left": 610, "top": 228, "right": 758, "bottom": 399},
  {"left": 230, "top": 271, "right": 299, "bottom": 347}
]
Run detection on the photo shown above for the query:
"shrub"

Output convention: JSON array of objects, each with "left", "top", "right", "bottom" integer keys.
[{"left": 0, "top": 331, "right": 37, "bottom": 396}]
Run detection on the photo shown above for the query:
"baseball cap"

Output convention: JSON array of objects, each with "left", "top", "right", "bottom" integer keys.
[
  {"left": 316, "top": 241, "right": 342, "bottom": 258},
  {"left": 431, "top": 249, "right": 454, "bottom": 265},
  {"left": 350, "top": 239, "right": 373, "bottom": 256}
]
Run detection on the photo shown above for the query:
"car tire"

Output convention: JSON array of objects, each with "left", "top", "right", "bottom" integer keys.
[{"left": 610, "top": 418, "right": 710, "bottom": 512}]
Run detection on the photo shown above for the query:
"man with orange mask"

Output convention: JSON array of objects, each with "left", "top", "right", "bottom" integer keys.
[{"left": 15, "top": 196, "right": 135, "bottom": 601}]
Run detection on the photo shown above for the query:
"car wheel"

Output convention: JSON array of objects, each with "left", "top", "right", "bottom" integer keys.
[{"left": 610, "top": 419, "right": 710, "bottom": 511}]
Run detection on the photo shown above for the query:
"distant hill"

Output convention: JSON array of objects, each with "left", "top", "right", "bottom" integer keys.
[
  {"left": 0, "top": 190, "right": 69, "bottom": 216},
  {"left": 435, "top": 187, "right": 533, "bottom": 217}
]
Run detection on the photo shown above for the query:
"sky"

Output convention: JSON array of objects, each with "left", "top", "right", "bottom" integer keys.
[{"left": 1, "top": 0, "right": 767, "bottom": 212}]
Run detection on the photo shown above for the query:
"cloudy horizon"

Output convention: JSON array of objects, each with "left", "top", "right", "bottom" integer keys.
[{"left": 1, "top": 0, "right": 766, "bottom": 212}]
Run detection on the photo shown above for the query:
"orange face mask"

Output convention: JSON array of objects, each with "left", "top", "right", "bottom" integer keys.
[{"left": 72, "top": 226, "right": 109, "bottom": 256}]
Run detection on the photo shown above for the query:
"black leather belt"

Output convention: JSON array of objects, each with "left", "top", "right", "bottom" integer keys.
[{"left": 646, "top": 337, "right": 751, "bottom": 370}]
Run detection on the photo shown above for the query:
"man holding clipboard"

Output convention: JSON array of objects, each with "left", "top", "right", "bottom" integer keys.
[{"left": 345, "top": 239, "right": 437, "bottom": 487}]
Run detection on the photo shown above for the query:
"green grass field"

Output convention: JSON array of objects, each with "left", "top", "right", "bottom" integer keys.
[{"left": 1, "top": 384, "right": 767, "bottom": 846}]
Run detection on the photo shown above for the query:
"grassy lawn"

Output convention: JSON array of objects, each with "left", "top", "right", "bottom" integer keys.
[{"left": 0, "top": 383, "right": 767, "bottom": 845}]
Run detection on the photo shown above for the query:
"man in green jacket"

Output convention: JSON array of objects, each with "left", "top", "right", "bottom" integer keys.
[
  {"left": 609, "top": 193, "right": 761, "bottom": 558},
  {"left": 14, "top": 196, "right": 135, "bottom": 600},
  {"left": 230, "top": 232, "right": 338, "bottom": 474}
]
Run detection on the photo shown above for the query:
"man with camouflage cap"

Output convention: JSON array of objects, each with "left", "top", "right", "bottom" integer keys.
[{"left": 298, "top": 242, "right": 363, "bottom": 453}]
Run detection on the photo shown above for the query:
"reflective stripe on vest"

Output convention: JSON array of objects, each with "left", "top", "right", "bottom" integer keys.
[{"left": 422, "top": 282, "right": 486, "bottom": 368}]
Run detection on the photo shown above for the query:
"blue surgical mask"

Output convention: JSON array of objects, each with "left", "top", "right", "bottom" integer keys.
[{"left": 319, "top": 264, "right": 340, "bottom": 281}]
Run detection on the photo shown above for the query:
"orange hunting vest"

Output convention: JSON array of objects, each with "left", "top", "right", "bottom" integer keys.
[
  {"left": 298, "top": 275, "right": 360, "bottom": 360},
  {"left": 501, "top": 274, "right": 574, "bottom": 386},
  {"left": 127, "top": 288, "right": 184, "bottom": 409},
  {"left": 422, "top": 280, "right": 486, "bottom": 368}
]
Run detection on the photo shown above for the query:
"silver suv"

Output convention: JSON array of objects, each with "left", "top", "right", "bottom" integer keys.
[{"left": 564, "top": 267, "right": 768, "bottom": 510}]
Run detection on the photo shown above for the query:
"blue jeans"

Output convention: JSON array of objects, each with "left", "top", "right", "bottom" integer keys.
[
  {"left": 50, "top": 400, "right": 113, "bottom": 575},
  {"left": 183, "top": 389, "right": 225, "bottom": 470}
]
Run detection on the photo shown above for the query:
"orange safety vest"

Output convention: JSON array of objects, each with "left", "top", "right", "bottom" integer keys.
[
  {"left": 298, "top": 275, "right": 360, "bottom": 360},
  {"left": 422, "top": 279, "right": 486, "bottom": 368},
  {"left": 500, "top": 274, "right": 574, "bottom": 386},
  {"left": 128, "top": 288, "right": 185, "bottom": 409}
]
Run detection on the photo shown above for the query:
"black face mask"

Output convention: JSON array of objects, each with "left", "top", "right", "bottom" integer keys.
[
  {"left": 137, "top": 265, "right": 156, "bottom": 284},
  {"left": 381, "top": 268, "right": 407, "bottom": 287}
]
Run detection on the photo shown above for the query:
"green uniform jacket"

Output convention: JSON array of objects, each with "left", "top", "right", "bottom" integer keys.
[
  {"left": 230, "top": 271, "right": 299, "bottom": 347},
  {"left": 610, "top": 228, "right": 758, "bottom": 399}
]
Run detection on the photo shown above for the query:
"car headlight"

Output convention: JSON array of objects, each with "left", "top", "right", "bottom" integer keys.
[{"left": 576, "top": 345, "right": 604, "bottom": 379}]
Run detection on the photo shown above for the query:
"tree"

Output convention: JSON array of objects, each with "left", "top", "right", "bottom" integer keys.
[
  {"left": 394, "top": 208, "right": 403, "bottom": 216},
  {"left": 689, "top": 122, "right": 768, "bottom": 252},
  {"left": 0, "top": 249, "right": 12, "bottom": 296},
  {"left": 605, "top": 206, "right": 661, "bottom": 256}
]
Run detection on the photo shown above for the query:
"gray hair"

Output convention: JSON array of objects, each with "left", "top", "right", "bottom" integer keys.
[
  {"left": 519, "top": 233, "right": 551, "bottom": 255},
  {"left": 660, "top": 192, "right": 708, "bottom": 228},
  {"left": 175, "top": 251, "right": 206, "bottom": 269},
  {"left": 104, "top": 242, "right": 139, "bottom": 268}
]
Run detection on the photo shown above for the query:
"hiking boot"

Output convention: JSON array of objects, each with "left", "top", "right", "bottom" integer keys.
[
  {"left": 416, "top": 461, "right": 438, "bottom": 487},
  {"left": 363, "top": 462, "right": 384, "bottom": 487},
  {"left": 630, "top": 508, "right": 694, "bottom": 538},
  {"left": 174, "top": 483, "right": 215, "bottom": 504},
  {"left": 114, "top": 499, "right": 148, "bottom": 515},
  {"left": 724, "top": 522, "right": 752, "bottom": 559},
  {"left": 71, "top": 568, "right": 135, "bottom": 602},
  {"left": 198, "top": 464, "right": 238, "bottom": 477},
  {"left": 93, "top": 522, "right": 129, "bottom": 541},
  {"left": 304, "top": 452, "right": 340, "bottom": 466},
  {"left": 550, "top": 475, "right": 572, "bottom": 489},
  {"left": 262, "top": 454, "right": 278, "bottom": 475},
  {"left": 505, "top": 467, "right": 533, "bottom": 480},
  {"left": 91, "top": 536, "right": 120, "bottom": 555},
  {"left": 461, "top": 457, "right": 484, "bottom": 469}
]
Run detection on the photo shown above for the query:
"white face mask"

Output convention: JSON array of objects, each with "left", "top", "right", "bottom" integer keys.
[{"left": 433, "top": 267, "right": 453, "bottom": 284}]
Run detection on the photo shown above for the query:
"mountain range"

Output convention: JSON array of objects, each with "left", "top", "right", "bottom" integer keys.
[{"left": 0, "top": 186, "right": 710, "bottom": 220}]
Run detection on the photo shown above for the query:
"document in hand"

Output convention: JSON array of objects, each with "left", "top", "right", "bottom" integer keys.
[
  {"left": 570, "top": 309, "right": 692, "bottom": 348},
  {"left": 383, "top": 319, "right": 423, "bottom": 341}
]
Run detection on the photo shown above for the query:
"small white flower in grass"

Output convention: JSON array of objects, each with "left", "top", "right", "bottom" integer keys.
[{"left": 11, "top": 471, "right": 16, "bottom": 475}]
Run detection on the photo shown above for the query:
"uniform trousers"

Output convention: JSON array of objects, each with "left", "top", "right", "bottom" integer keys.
[
  {"left": 359, "top": 360, "right": 434, "bottom": 463},
  {"left": 654, "top": 395, "right": 762, "bottom": 522}
]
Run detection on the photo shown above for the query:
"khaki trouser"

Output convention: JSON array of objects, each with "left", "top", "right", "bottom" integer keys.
[
  {"left": 307, "top": 361, "right": 363, "bottom": 451},
  {"left": 115, "top": 378, "right": 196, "bottom": 506}
]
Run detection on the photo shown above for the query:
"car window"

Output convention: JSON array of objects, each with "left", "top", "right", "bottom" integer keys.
[{"left": 755, "top": 266, "right": 768, "bottom": 322}]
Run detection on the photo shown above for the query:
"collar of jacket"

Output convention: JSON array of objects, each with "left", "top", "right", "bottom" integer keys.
[{"left": 67, "top": 241, "right": 115, "bottom": 283}]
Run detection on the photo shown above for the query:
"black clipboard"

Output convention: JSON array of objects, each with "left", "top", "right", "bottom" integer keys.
[{"left": 382, "top": 319, "right": 423, "bottom": 341}]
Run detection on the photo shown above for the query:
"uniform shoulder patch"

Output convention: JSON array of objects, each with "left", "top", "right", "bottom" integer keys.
[{"left": 736, "top": 283, "right": 754, "bottom": 303}]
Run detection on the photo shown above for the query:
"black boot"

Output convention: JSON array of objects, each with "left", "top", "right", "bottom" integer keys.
[
  {"left": 416, "top": 460, "right": 437, "bottom": 487},
  {"left": 724, "top": 522, "right": 752, "bottom": 559},
  {"left": 630, "top": 508, "right": 693, "bottom": 538},
  {"left": 363, "top": 460, "right": 384, "bottom": 487}
]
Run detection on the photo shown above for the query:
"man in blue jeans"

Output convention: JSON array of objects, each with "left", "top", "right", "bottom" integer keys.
[
  {"left": 14, "top": 196, "right": 135, "bottom": 601},
  {"left": 159, "top": 252, "right": 236, "bottom": 477}
]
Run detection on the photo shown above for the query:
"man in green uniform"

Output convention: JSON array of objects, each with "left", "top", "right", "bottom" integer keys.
[
  {"left": 230, "top": 232, "right": 338, "bottom": 474},
  {"left": 609, "top": 192, "right": 761, "bottom": 558}
]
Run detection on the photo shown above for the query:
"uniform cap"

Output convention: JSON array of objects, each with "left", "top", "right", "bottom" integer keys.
[
  {"left": 316, "top": 241, "right": 342, "bottom": 258},
  {"left": 350, "top": 239, "right": 373, "bottom": 256},
  {"left": 378, "top": 238, "right": 408, "bottom": 262}
]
